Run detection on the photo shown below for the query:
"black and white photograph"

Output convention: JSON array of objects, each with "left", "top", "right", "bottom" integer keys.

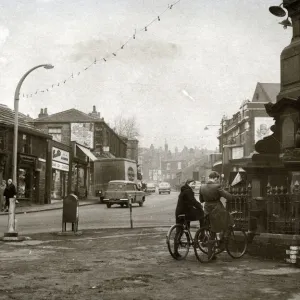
[{"left": 0, "top": 0, "right": 300, "bottom": 299}]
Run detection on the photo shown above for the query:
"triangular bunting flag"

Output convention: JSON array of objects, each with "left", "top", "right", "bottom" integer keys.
[{"left": 231, "top": 172, "right": 242, "bottom": 186}]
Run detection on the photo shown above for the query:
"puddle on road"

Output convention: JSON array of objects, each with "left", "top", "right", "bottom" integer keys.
[
  {"left": 191, "top": 270, "right": 223, "bottom": 276},
  {"left": 5, "top": 240, "right": 61, "bottom": 246},
  {"left": 259, "top": 287, "right": 283, "bottom": 296},
  {"left": 37, "top": 245, "right": 73, "bottom": 250},
  {"left": 0, "top": 249, "right": 56, "bottom": 261},
  {"left": 288, "top": 294, "right": 300, "bottom": 300},
  {"left": 250, "top": 267, "right": 300, "bottom": 275}
]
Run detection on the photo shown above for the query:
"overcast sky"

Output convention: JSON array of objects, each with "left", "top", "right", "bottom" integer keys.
[{"left": 0, "top": 0, "right": 291, "bottom": 151}]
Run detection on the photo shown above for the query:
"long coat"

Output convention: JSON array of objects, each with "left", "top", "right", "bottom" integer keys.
[
  {"left": 175, "top": 184, "right": 203, "bottom": 221},
  {"left": 3, "top": 183, "right": 17, "bottom": 201},
  {"left": 199, "top": 182, "right": 233, "bottom": 232}
]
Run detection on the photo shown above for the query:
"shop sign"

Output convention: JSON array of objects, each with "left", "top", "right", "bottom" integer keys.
[
  {"left": 19, "top": 154, "right": 36, "bottom": 164},
  {"left": 52, "top": 147, "right": 70, "bottom": 165},
  {"left": 52, "top": 161, "right": 69, "bottom": 172}
]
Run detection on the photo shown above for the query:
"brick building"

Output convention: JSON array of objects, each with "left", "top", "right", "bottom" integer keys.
[
  {"left": 0, "top": 104, "right": 52, "bottom": 204},
  {"left": 32, "top": 105, "right": 128, "bottom": 196},
  {"left": 214, "top": 82, "right": 280, "bottom": 184}
]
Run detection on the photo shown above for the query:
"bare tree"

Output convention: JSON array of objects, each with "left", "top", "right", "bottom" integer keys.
[{"left": 113, "top": 115, "right": 140, "bottom": 139}]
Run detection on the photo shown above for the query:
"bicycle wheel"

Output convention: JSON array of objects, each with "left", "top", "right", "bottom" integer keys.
[
  {"left": 194, "top": 226, "right": 217, "bottom": 263},
  {"left": 166, "top": 224, "right": 190, "bottom": 260},
  {"left": 194, "top": 227, "right": 225, "bottom": 255},
  {"left": 225, "top": 228, "right": 248, "bottom": 259}
]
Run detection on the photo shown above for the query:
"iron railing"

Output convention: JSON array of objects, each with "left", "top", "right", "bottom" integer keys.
[
  {"left": 266, "top": 183, "right": 300, "bottom": 235},
  {"left": 223, "top": 182, "right": 300, "bottom": 235},
  {"left": 226, "top": 184, "right": 252, "bottom": 231}
]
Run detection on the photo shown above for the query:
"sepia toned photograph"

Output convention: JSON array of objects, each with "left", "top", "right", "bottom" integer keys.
[{"left": 0, "top": 0, "right": 300, "bottom": 299}]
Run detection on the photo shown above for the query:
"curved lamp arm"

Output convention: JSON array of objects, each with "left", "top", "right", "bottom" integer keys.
[{"left": 14, "top": 64, "right": 54, "bottom": 100}]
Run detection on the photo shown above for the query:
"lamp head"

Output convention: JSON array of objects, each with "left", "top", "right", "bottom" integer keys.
[
  {"left": 44, "top": 64, "right": 54, "bottom": 69},
  {"left": 269, "top": 4, "right": 286, "bottom": 17}
]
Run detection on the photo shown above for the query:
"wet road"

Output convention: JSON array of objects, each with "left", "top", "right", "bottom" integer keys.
[{"left": 0, "top": 192, "right": 178, "bottom": 234}]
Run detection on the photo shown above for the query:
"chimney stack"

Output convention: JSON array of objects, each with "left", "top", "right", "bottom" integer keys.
[
  {"left": 38, "top": 108, "right": 44, "bottom": 118},
  {"left": 88, "top": 105, "right": 101, "bottom": 119},
  {"left": 44, "top": 108, "right": 48, "bottom": 116}
]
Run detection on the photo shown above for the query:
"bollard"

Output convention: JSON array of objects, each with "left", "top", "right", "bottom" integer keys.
[
  {"left": 7, "top": 198, "right": 17, "bottom": 235},
  {"left": 2, "top": 197, "right": 20, "bottom": 239},
  {"left": 2, "top": 198, "right": 26, "bottom": 241},
  {"left": 129, "top": 196, "right": 133, "bottom": 229}
]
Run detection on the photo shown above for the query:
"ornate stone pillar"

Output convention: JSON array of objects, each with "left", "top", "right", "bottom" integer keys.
[{"left": 278, "top": 0, "right": 300, "bottom": 100}]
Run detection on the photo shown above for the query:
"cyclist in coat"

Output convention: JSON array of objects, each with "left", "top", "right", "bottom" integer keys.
[
  {"left": 199, "top": 171, "right": 233, "bottom": 259},
  {"left": 175, "top": 179, "right": 204, "bottom": 228}
]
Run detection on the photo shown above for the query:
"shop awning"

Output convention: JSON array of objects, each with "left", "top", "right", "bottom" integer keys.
[
  {"left": 76, "top": 144, "right": 98, "bottom": 161},
  {"left": 213, "top": 160, "right": 222, "bottom": 168}
]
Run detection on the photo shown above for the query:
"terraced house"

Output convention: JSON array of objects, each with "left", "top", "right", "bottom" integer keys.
[
  {"left": 0, "top": 104, "right": 51, "bottom": 205},
  {"left": 32, "top": 105, "right": 128, "bottom": 198}
]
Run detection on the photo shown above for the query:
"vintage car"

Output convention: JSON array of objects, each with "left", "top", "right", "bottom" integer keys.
[
  {"left": 145, "top": 182, "right": 156, "bottom": 193},
  {"left": 158, "top": 182, "right": 171, "bottom": 194},
  {"left": 103, "top": 180, "right": 146, "bottom": 208}
]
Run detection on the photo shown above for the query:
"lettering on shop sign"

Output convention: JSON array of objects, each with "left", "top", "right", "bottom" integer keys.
[
  {"left": 52, "top": 161, "right": 69, "bottom": 172},
  {"left": 52, "top": 147, "right": 70, "bottom": 165}
]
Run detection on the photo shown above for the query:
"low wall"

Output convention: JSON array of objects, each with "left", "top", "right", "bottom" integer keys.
[{"left": 248, "top": 233, "right": 300, "bottom": 264}]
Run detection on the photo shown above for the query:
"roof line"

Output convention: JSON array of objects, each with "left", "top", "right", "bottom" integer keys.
[{"left": 34, "top": 108, "right": 100, "bottom": 121}]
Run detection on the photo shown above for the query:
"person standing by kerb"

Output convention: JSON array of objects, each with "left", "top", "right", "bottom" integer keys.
[{"left": 3, "top": 179, "right": 17, "bottom": 212}]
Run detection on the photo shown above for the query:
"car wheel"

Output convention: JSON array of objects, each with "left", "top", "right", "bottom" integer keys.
[
  {"left": 159, "top": 192, "right": 161, "bottom": 194},
  {"left": 106, "top": 203, "right": 111, "bottom": 208},
  {"left": 120, "top": 204, "right": 124, "bottom": 208},
  {"left": 139, "top": 202, "right": 143, "bottom": 207}
]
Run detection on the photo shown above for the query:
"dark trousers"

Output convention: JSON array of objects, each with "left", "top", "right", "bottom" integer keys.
[
  {"left": 5, "top": 198, "right": 10, "bottom": 209},
  {"left": 176, "top": 207, "right": 204, "bottom": 229}
]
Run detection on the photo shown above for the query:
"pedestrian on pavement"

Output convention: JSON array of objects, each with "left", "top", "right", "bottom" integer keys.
[
  {"left": 3, "top": 178, "right": 17, "bottom": 212},
  {"left": 199, "top": 171, "right": 233, "bottom": 259},
  {"left": 0, "top": 179, "right": 6, "bottom": 211},
  {"left": 175, "top": 179, "right": 204, "bottom": 229}
]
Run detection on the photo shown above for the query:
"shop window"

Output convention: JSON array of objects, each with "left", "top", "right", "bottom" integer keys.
[
  {"left": 51, "top": 169, "right": 68, "bottom": 199},
  {"left": 18, "top": 168, "right": 32, "bottom": 199},
  {"left": 21, "top": 134, "right": 32, "bottom": 154},
  {"left": 48, "top": 127, "right": 62, "bottom": 142}
]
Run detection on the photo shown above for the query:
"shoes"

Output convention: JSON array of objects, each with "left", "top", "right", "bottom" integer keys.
[{"left": 207, "top": 241, "right": 215, "bottom": 260}]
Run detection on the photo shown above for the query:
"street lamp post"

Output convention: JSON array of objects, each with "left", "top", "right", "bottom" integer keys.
[
  {"left": 5, "top": 64, "right": 54, "bottom": 240},
  {"left": 13, "top": 64, "right": 54, "bottom": 184},
  {"left": 204, "top": 116, "right": 225, "bottom": 183}
]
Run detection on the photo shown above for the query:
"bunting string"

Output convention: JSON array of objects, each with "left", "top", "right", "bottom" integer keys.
[{"left": 22, "top": 0, "right": 182, "bottom": 99}]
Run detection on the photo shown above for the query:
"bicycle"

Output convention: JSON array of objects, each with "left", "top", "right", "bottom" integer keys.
[
  {"left": 193, "top": 212, "right": 248, "bottom": 263},
  {"left": 166, "top": 214, "right": 202, "bottom": 261}
]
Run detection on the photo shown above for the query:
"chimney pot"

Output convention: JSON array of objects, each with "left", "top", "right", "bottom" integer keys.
[
  {"left": 40, "top": 108, "right": 43, "bottom": 114},
  {"left": 93, "top": 105, "right": 96, "bottom": 112}
]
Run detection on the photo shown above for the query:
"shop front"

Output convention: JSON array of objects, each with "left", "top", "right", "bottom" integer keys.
[
  {"left": 16, "top": 153, "right": 40, "bottom": 203},
  {"left": 51, "top": 146, "right": 70, "bottom": 200},
  {"left": 70, "top": 142, "right": 97, "bottom": 199}
]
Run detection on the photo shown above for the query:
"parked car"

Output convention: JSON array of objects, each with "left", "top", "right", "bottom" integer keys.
[
  {"left": 103, "top": 180, "right": 146, "bottom": 208},
  {"left": 158, "top": 182, "right": 171, "bottom": 194},
  {"left": 190, "top": 181, "right": 201, "bottom": 194},
  {"left": 146, "top": 182, "right": 156, "bottom": 193}
]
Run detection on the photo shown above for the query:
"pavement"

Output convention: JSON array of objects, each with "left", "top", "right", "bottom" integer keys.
[
  {"left": 0, "top": 197, "right": 100, "bottom": 216},
  {"left": 0, "top": 227, "right": 300, "bottom": 300}
]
